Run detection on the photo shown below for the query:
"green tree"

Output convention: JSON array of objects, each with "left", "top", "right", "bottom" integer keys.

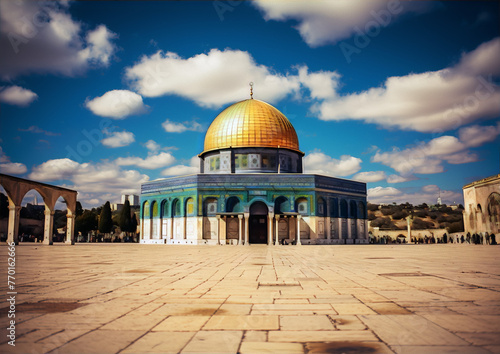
[
  {"left": 98, "top": 201, "right": 113, "bottom": 235},
  {"left": 76, "top": 210, "right": 98, "bottom": 240},
  {"left": 75, "top": 201, "right": 83, "bottom": 218},
  {"left": 119, "top": 200, "right": 132, "bottom": 234}
]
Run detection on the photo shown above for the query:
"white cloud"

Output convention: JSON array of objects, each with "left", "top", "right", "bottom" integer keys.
[
  {"left": 253, "top": 0, "right": 429, "bottom": 46},
  {"left": 144, "top": 140, "right": 161, "bottom": 152},
  {"left": 78, "top": 25, "right": 117, "bottom": 66},
  {"left": 29, "top": 158, "right": 80, "bottom": 181},
  {"left": 85, "top": 90, "right": 149, "bottom": 119},
  {"left": 297, "top": 66, "right": 340, "bottom": 99},
  {"left": 304, "top": 151, "right": 362, "bottom": 177},
  {"left": 459, "top": 123, "right": 500, "bottom": 147},
  {"left": 125, "top": 49, "right": 301, "bottom": 108},
  {"left": 372, "top": 122, "right": 500, "bottom": 175},
  {"left": 368, "top": 186, "right": 402, "bottom": 198},
  {"left": 115, "top": 152, "right": 176, "bottom": 169},
  {"left": 314, "top": 37, "right": 500, "bottom": 132},
  {"left": 0, "top": 1, "right": 117, "bottom": 79},
  {"left": 368, "top": 185, "right": 463, "bottom": 205},
  {"left": 0, "top": 86, "right": 38, "bottom": 106},
  {"left": 386, "top": 174, "right": 416, "bottom": 184},
  {"left": 162, "top": 119, "right": 203, "bottom": 133},
  {"left": 161, "top": 156, "right": 199, "bottom": 176},
  {"left": 29, "top": 158, "right": 149, "bottom": 199},
  {"left": 101, "top": 130, "right": 135, "bottom": 148},
  {"left": 0, "top": 162, "right": 27, "bottom": 175},
  {"left": 352, "top": 171, "right": 387, "bottom": 183},
  {"left": 0, "top": 147, "right": 27, "bottom": 175}
]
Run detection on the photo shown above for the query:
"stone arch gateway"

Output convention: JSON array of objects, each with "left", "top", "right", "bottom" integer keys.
[{"left": 0, "top": 173, "right": 77, "bottom": 245}]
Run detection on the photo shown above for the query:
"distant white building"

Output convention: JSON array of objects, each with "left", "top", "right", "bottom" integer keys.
[
  {"left": 121, "top": 194, "right": 139, "bottom": 206},
  {"left": 111, "top": 194, "right": 140, "bottom": 211}
]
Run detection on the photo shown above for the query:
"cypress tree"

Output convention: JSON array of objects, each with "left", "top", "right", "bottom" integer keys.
[
  {"left": 119, "top": 200, "right": 132, "bottom": 233},
  {"left": 98, "top": 201, "right": 113, "bottom": 234}
]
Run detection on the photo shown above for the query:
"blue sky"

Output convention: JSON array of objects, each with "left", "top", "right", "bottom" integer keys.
[{"left": 0, "top": 0, "right": 499, "bottom": 208}]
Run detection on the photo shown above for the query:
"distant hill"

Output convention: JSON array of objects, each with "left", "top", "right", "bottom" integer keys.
[{"left": 368, "top": 202, "right": 464, "bottom": 233}]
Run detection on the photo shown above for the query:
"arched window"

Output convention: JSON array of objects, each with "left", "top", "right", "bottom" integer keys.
[
  {"left": 487, "top": 193, "right": 500, "bottom": 228},
  {"left": 274, "top": 196, "right": 290, "bottom": 214},
  {"left": 358, "top": 201, "right": 366, "bottom": 219},
  {"left": 330, "top": 198, "right": 339, "bottom": 218},
  {"left": 161, "top": 200, "right": 169, "bottom": 218},
  {"left": 340, "top": 199, "right": 348, "bottom": 218},
  {"left": 185, "top": 197, "right": 195, "bottom": 216},
  {"left": 350, "top": 200, "right": 357, "bottom": 218},
  {"left": 142, "top": 201, "right": 150, "bottom": 219},
  {"left": 172, "top": 199, "right": 181, "bottom": 217},
  {"left": 151, "top": 201, "right": 159, "bottom": 218},
  {"left": 203, "top": 198, "right": 217, "bottom": 216},
  {"left": 296, "top": 197, "right": 308, "bottom": 215},
  {"left": 226, "top": 196, "right": 243, "bottom": 213}
]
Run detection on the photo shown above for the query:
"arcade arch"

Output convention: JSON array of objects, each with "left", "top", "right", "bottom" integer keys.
[{"left": 0, "top": 174, "right": 77, "bottom": 245}]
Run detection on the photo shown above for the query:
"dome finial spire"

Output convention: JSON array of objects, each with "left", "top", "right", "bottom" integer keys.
[{"left": 249, "top": 82, "right": 254, "bottom": 99}]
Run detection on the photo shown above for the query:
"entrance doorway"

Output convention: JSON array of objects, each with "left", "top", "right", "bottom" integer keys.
[{"left": 249, "top": 202, "right": 268, "bottom": 244}]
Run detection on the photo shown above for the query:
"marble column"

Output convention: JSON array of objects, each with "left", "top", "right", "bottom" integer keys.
[
  {"left": 244, "top": 213, "right": 249, "bottom": 245},
  {"left": 326, "top": 216, "right": 331, "bottom": 241},
  {"left": 296, "top": 215, "right": 302, "bottom": 245},
  {"left": 65, "top": 214, "right": 75, "bottom": 244},
  {"left": 238, "top": 214, "right": 243, "bottom": 245},
  {"left": 216, "top": 215, "right": 221, "bottom": 245},
  {"left": 43, "top": 209, "right": 54, "bottom": 245},
  {"left": 7, "top": 205, "right": 21, "bottom": 245},
  {"left": 275, "top": 215, "right": 280, "bottom": 245}
]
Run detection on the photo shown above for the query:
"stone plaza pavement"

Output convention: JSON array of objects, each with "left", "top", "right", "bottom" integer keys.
[{"left": 1, "top": 244, "right": 500, "bottom": 354}]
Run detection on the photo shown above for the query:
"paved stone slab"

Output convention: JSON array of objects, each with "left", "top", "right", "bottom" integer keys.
[
  {"left": 121, "top": 331, "right": 195, "bottom": 353},
  {"left": 204, "top": 315, "right": 279, "bottom": 330},
  {"left": 279, "top": 315, "right": 334, "bottom": 331},
  {"left": 366, "top": 302, "right": 412, "bottom": 315},
  {"left": 268, "top": 330, "right": 379, "bottom": 342},
  {"left": 390, "top": 345, "right": 491, "bottom": 353},
  {"left": 360, "top": 314, "right": 469, "bottom": 346},
  {"left": 332, "top": 303, "right": 377, "bottom": 315},
  {"left": 240, "top": 341, "right": 304, "bottom": 353},
  {"left": 152, "top": 316, "right": 210, "bottom": 331},
  {"left": 181, "top": 330, "right": 243, "bottom": 353},
  {"left": 305, "top": 341, "right": 394, "bottom": 353},
  {"left": 55, "top": 329, "right": 145, "bottom": 353},
  {"left": 242, "top": 330, "right": 267, "bottom": 342},
  {"left": 329, "top": 315, "right": 367, "bottom": 330}
]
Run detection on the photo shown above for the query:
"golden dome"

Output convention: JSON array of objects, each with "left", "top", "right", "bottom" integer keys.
[{"left": 202, "top": 99, "right": 302, "bottom": 155}]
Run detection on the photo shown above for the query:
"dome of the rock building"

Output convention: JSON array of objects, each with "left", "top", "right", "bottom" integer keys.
[{"left": 202, "top": 99, "right": 302, "bottom": 155}]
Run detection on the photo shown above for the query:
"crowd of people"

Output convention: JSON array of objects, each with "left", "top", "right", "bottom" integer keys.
[{"left": 370, "top": 232, "right": 497, "bottom": 245}]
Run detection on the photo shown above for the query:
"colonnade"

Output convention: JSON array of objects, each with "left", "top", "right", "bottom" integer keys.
[
  {"left": 217, "top": 213, "right": 302, "bottom": 245},
  {"left": 0, "top": 174, "right": 77, "bottom": 245}
]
